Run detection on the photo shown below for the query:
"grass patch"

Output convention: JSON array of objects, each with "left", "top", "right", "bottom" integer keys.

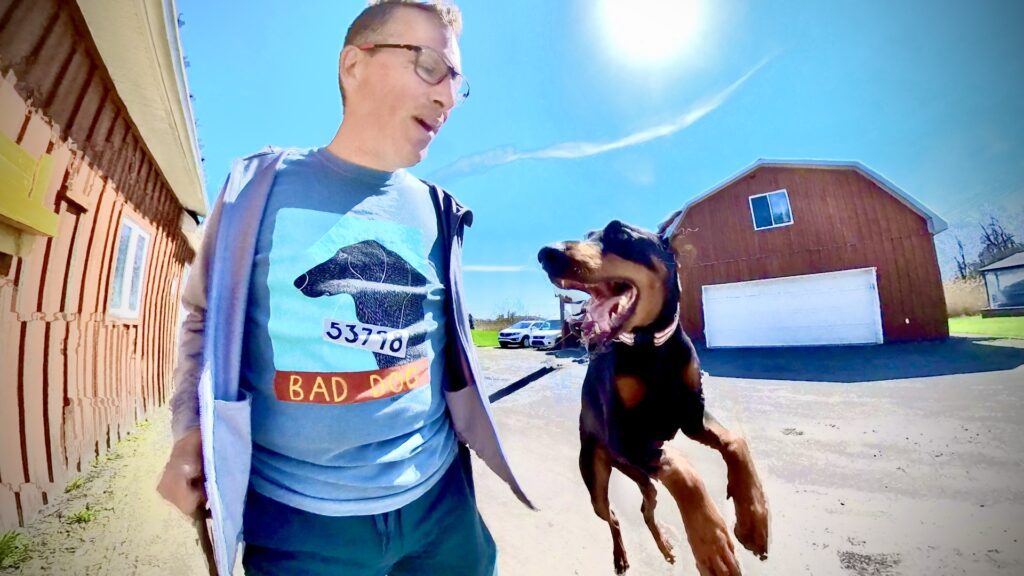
[
  {"left": 66, "top": 504, "right": 98, "bottom": 525},
  {"left": 64, "top": 476, "right": 86, "bottom": 493},
  {"left": 98, "top": 450, "right": 124, "bottom": 463},
  {"left": 949, "top": 315, "right": 1024, "bottom": 339},
  {"left": 472, "top": 330, "right": 500, "bottom": 348},
  {"left": 0, "top": 530, "right": 30, "bottom": 569}
]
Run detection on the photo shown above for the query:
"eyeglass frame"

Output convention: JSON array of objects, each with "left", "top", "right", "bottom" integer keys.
[{"left": 356, "top": 42, "right": 470, "bottom": 104}]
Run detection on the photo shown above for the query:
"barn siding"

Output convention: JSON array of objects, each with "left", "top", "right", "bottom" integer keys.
[
  {"left": 0, "top": 0, "right": 195, "bottom": 529},
  {"left": 672, "top": 166, "right": 948, "bottom": 343}
]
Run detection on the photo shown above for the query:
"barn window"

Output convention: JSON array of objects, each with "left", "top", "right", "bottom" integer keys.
[
  {"left": 109, "top": 216, "right": 151, "bottom": 319},
  {"left": 749, "top": 189, "right": 793, "bottom": 230}
]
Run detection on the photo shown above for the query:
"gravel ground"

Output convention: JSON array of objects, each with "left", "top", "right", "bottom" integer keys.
[{"left": 5, "top": 337, "right": 1023, "bottom": 575}]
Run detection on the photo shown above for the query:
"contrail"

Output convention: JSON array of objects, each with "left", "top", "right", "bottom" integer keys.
[{"left": 430, "top": 56, "right": 774, "bottom": 182}]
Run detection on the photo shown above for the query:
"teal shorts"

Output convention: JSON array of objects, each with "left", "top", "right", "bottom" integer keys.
[{"left": 242, "top": 446, "right": 497, "bottom": 576}]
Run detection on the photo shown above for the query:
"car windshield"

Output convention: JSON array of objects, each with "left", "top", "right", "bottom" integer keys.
[
  {"left": 510, "top": 321, "right": 531, "bottom": 329},
  {"left": 543, "top": 321, "right": 562, "bottom": 330}
]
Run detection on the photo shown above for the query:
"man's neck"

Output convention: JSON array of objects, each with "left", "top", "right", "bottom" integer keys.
[{"left": 325, "top": 123, "right": 396, "bottom": 172}]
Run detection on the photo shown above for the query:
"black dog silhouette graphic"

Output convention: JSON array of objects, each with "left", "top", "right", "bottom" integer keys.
[{"left": 294, "top": 240, "right": 428, "bottom": 369}]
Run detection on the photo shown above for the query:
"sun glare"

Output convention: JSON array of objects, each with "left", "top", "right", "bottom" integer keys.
[{"left": 600, "top": 0, "right": 703, "bottom": 66}]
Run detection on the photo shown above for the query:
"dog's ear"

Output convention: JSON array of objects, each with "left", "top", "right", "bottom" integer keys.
[{"left": 659, "top": 232, "right": 672, "bottom": 251}]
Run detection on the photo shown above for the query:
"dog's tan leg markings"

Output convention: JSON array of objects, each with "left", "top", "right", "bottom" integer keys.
[
  {"left": 655, "top": 448, "right": 742, "bottom": 576},
  {"left": 580, "top": 438, "right": 629, "bottom": 574},
  {"left": 612, "top": 461, "right": 676, "bottom": 564},
  {"left": 688, "top": 413, "right": 770, "bottom": 560}
]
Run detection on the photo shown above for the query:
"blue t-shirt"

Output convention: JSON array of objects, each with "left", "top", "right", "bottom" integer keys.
[{"left": 240, "top": 147, "right": 456, "bottom": 516}]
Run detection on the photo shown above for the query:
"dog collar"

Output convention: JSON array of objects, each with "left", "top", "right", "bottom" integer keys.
[{"left": 614, "top": 311, "right": 679, "bottom": 347}]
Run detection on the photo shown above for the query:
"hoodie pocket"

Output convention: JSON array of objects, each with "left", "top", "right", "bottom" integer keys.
[{"left": 210, "top": 390, "right": 253, "bottom": 570}]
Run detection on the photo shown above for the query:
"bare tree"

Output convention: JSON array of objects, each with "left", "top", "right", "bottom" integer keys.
[
  {"left": 492, "top": 297, "right": 527, "bottom": 325},
  {"left": 977, "top": 216, "right": 1021, "bottom": 268},
  {"left": 954, "top": 236, "right": 971, "bottom": 280}
]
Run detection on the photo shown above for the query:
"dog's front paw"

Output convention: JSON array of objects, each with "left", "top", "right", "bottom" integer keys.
[
  {"left": 684, "top": 508, "right": 741, "bottom": 576},
  {"left": 733, "top": 498, "right": 768, "bottom": 560},
  {"left": 729, "top": 475, "right": 769, "bottom": 559}
]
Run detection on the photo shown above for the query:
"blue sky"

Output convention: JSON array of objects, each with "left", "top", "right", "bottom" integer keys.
[{"left": 177, "top": 0, "right": 1023, "bottom": 319}]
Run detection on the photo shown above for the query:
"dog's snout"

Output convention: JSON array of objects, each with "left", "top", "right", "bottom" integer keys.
[
  {"left": 538, "top": 244, "right": 572, "bottom": 276},
  {"left": 293, "top": 273, "right": 309, "bottom": 292},
  {"left": 538, "top": 244, "right": 566, "bottom": 264}
]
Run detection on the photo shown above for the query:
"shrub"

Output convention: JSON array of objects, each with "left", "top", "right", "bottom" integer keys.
[{"left": 944, "top": 278, "right": 987, "bottom": 317}]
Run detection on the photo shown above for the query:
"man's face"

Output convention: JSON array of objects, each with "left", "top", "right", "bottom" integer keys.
[{"left": 346, "top": 8, "right": 461, "bottom": 170}]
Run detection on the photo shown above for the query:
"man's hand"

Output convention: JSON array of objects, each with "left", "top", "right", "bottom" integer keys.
[{"left": 157, "top": 428, "right": 206, "bottom": 516}]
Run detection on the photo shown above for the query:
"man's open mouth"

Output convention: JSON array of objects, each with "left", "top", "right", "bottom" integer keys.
[
  {"left": 414, "top": 117, "right": 438, "bottom": 135},
  {"left": 555, "top": 277, "right": 638, "bottom": 346}
]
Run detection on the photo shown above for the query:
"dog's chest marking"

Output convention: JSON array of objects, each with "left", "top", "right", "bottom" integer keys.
[{"left": 614, "top": 374, "right": 647, "bottom": 409}]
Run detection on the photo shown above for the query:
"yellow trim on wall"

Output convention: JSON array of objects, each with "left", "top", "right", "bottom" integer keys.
[
  {"left": 0, "top": 222, "right": 22, "bottom": 255},
  {"left": 0, "top": 131, "right": 58, "bottom": 255}
]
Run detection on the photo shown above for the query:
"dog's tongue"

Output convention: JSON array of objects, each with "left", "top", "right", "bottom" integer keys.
[{"left": 582, "top": 295, "right": 623, "bottom": 341}]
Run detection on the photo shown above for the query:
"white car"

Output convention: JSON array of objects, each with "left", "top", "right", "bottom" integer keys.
[
  {"left": 529, "top": 320, "right": 563, "bottom": 349},
  {"left": 498, "top": 320, "right": 545, "bottom": 348}
]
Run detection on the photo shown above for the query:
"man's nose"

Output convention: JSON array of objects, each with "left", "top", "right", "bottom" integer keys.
[{"left": 431, "top": 77, "right": 456, "bottom": 113}]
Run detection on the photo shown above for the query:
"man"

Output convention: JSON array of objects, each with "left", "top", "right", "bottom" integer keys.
[{"left": 157, "top": 2, "right": 532, "bottom": 575}]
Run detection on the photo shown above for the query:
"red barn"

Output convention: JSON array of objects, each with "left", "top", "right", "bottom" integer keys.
[
  {"left": 660, "top": 160, "right": 948, "bottom": 347},
  {"left": 0, "top": 0, "right": 205, "bottom": 528}
]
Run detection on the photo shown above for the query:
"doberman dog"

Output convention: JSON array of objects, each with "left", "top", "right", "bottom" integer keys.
[{"left": 538, "top": 220, "right": 769, "bottom": 575}]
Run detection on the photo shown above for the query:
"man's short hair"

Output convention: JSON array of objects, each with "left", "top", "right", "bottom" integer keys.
[{"left": 340, "top": 1, "right": 462, "bottom": 105}]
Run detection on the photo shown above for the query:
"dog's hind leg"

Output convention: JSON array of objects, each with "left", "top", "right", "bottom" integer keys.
[
  {"left": 612, "top": 461, "right": 676, "bottom": 564},
  {"left": 685, "top": 411, "right": 769, "bottom": 561},
  {"left": 655, "top": 447, "right": 741, "bottom": 576},
  {"left": 580, "top": 436, "right": 629, "bottom": 574}
]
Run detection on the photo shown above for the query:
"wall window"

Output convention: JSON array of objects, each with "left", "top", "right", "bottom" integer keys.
[
  {"left": 749, "top": 189, "right": 793, "bottom": 230},
  {"left": 109, "top": 216, "right": 151, "bottom": 318}
]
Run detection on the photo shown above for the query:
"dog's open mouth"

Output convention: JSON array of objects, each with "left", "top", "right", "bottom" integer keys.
[{"left": 557, "top": 278, "right": 638, "bottom": 346}]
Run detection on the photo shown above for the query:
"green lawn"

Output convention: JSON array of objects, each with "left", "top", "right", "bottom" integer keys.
[
  {"left": 472, "top": 329, "right": 500, "bottom": 348},
  {"left": 948, "top": 315, "right": 1024, "bottom": 339}
]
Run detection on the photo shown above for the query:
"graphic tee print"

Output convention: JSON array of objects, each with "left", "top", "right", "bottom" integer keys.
[{"left": 270, "top": 214, "right": 436, "bottom": 404}]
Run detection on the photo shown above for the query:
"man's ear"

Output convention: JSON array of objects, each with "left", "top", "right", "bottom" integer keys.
[{"left": 339, "top": 45, "right": 363, "bottom": 93}]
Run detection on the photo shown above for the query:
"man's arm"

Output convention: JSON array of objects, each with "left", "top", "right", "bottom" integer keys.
[
  {"left": 158, "top": 254, "right": 210, "bottom": 515},
  {"left": 168, "top": 235, "right": 212, "bottom": 440},
  {"left": 158, "top": 178, "right": 227, "bottom": 516}
]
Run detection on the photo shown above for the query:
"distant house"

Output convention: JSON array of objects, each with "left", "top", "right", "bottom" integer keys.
[
  {"left": 979, "top": 252, "right": 1024, "bottom": 316},
  {"left": 0, "top": 0, "right": 205, "bottom": 528},
  {"left": 660, "top": 160, "right": 949, "bottom": 348}
]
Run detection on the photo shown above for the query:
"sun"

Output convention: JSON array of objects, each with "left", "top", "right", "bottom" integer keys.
[{"left": 599, "top": 0, "right": 703, "bottom": 66}]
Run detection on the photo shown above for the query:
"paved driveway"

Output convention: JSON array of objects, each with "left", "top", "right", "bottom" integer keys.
[{"left": 471, "top": 336, "right": 1024, "bottom": 575}]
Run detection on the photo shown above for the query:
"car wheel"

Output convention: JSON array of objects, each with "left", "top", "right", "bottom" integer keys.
[{"left": 520, "top": 336, "right": 529, "bottom": 347}]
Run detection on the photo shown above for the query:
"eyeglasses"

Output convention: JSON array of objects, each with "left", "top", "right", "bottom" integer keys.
[{"left": 357, "top": 43, "right": 470, "bottom": 105}]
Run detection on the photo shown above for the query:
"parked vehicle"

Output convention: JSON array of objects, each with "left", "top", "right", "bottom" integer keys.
[
  {"left": 498, "top": 320, "right": 545, "bottom": 348},
  {"left": 530, "top": 319, "right": 564, "bottom": 349}
]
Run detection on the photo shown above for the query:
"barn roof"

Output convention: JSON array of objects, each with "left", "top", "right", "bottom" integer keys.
[
  {"left": 979, "top": 251, "right": 1024, "bottom": 272},
  {"left": 77, "top": 0, "right": 207, "bottom": 216},
  {"left": 661, "top": 159, "right": 948, "bottom": 237}
]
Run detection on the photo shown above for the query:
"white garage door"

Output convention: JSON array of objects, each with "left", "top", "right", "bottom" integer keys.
[{"left": 702, "top": 268, "right": 883, "bottom": 348}]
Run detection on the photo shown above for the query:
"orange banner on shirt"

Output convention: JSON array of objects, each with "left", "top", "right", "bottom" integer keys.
[{"left": 273, "top": 357, "right": 430, "bottom": 404}]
